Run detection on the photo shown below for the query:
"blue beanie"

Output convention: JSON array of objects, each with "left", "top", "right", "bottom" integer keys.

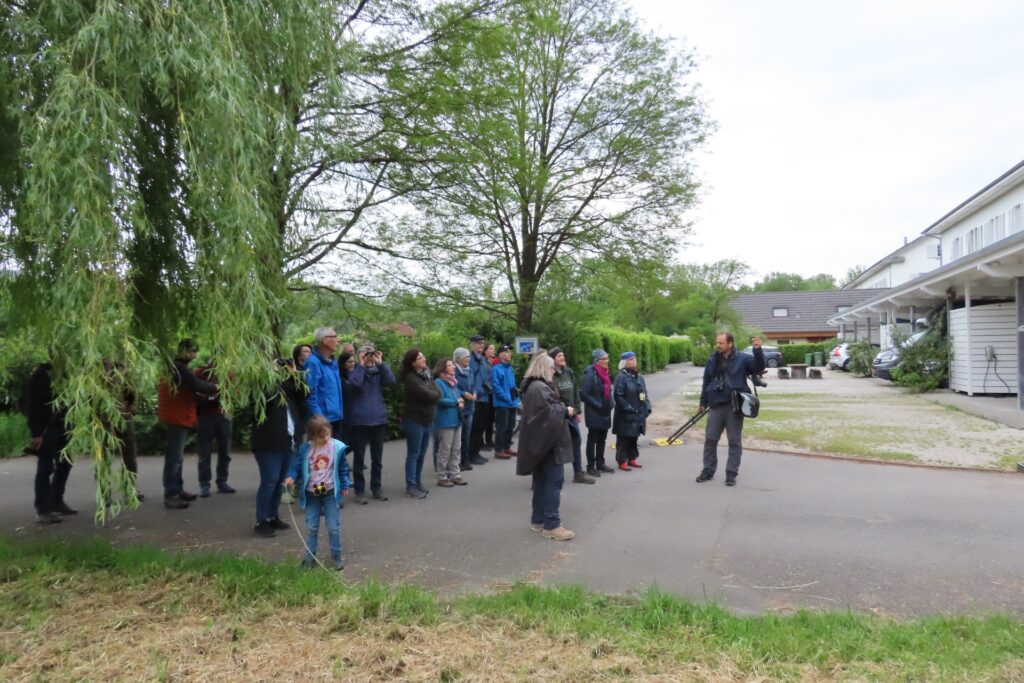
[
  {"left": 592, "top": 348, "right": 609, "bottom": 363},
  {"left": 620, "top": 351, "right": 636, "bottom": 361}
]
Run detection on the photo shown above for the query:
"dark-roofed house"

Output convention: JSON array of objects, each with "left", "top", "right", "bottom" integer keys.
[{"left": 730, "top": 290, "right": 886, "bottom": 345}]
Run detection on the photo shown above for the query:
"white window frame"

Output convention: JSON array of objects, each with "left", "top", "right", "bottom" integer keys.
[{"left": 772, "top": 307, "right": 789, "bottom": 318}]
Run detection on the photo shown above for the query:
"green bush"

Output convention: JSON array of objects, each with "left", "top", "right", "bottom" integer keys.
[
  {"left": 691, "top": 345, "right": 711, "bottom": 367},
  {"left": 891, "top": 329, "right": 949, "bottom": 393},
  {"left": 780, "top": 340, "right": 838, "bottom": 365},
  {"left": 0, "top": 411, "right": 29, "bottom": 458},
  {"left": 846, "top": 339, "right": 876, "bottom": 377},
  {"left": 668, "top": 338, "right": 692, "bottom": 363}
]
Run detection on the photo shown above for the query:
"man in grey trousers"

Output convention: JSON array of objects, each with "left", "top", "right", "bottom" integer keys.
[{"left": 697, "top": 332, "right": 764, "bottom": 487}]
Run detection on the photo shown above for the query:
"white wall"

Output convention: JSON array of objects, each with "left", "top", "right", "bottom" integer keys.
[
  {"left": 948, "top": 303, "right": 1018, "bottom": 395},
  {"left": 853, "top": 238, "right": 940, "bottom": 290},
  {"left": 942, "top": 186, "right": 1024, "bottom": 263}
]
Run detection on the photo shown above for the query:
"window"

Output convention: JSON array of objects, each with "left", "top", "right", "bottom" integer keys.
[
  {"left": 952, "top": 237, "right": 963, "bottom": 259},
  {"left": 1010, "top": 204, "right": 1023, "bottom": 235},
  {"left": 994, "top": 213, "right": 1006, "bottom": 241},
  {"left": 772, "top": 307, "right": 788, "bottom": 317},
  {"left": 836, "top": 305, "right": 850, "bottom": 313}
]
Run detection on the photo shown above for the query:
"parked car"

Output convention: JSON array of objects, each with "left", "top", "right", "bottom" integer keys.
[
  {"left": 742, "top": 345, "right": 783, "bottom": 368},
  {"left": 872, "top": 330, "right": 928, "bottom": 380},
  {"left": 829, "top": 342, "right": 879, "bottom": 371}
]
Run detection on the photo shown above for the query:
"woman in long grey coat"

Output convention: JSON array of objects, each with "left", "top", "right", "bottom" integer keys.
[
  {"left": 612, "top": 351, "right": 652, "bottom": 471},
  {"left": 516, "top": 352, "right": 575, "bottom": 541}
]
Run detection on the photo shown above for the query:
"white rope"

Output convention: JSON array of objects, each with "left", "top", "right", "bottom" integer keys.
[{"left": 283, "top": 484, "right": 338, "bottom": 573}]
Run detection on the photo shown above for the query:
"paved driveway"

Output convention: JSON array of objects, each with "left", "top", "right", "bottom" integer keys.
[{"left": 2, "top": 364, "right": 1022, "bottom": 617}]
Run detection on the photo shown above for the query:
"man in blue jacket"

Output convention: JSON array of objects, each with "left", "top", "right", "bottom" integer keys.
[
  {"left": 467, "top": 335, "right": 492, "bottom": 464},
  {"left": 305, "top": 327, "right": 344, "bottom": 439},
  {"left": 347, "top": 343, "right": 396, "bottom": 504},
  {"left": 697, "top": 332, "right": 764, "bottom": 487},
  {"left": 491, "top": 345, "right": 520, "bottom": 459}
]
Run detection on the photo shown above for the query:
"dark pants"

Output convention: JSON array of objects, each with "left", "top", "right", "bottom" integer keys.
[
  {"left": 568, "top": 420, "right": 583, "bottom": 475},
  {"left": 162, "top": 424, "right": 191, "bottom": 498},
  {"left": 254, "top": 450, "right": 291, "bottom": 523},
  {"left": 34, "top": 424, "right": 71, "bottom": 515},
  {"left": 585, "top": 427, "right": 608, "bottom": 469},
  {"left": 494, "top": 406, "right": 516, "bottom": 452},
  {"left": 197, "top": 413, "right": 232, "bottom": 486},
  {"left": 459, "top": 412, "right": 473, "bottom": 466},
  {"left": 351, "top": 424, "right": 387, "bottom": 494},
  {"left": 402, "top": 418, "right": 432, "bottom": 488},
  {"left": 531, "top": 455, "right": 565, "bottom": 530},
  {"left": 702, "top": 404, "right": 744, "bottom": 475},
  {"left": 117, "top": 418, "right": 138, "bottom": 475},
  {"left": 330, "top": 419, "right": 349, "bottom": 444},
  {"left": 615, "top": 435, "right": 639, "bottom": 464},
  {"left": 469, "top": 399, "right": 493, "bottom": 455}
]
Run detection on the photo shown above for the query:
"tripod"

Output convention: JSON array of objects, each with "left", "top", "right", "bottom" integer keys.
[{"left": 665, "top": 406, "right": 709, "bottom": 445}]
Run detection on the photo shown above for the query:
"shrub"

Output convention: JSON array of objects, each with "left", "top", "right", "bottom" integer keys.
[
  {"left": 780, "top": 340, "right": 838, "bottom": 365},
  {"left": 0, "top": 411, "right": 29, "bottom": 458},
  {"left": 668, "top": 338, "right": 691, "bottom": 363},
  {"left": 691, "top": 345, "right": 711, "bottom": 367},
  {"left": 891, "top": 329, "right": 949, "bottom": 393},
  {"left": 847, "top": 340, "right": 876, "bottom": 377}
]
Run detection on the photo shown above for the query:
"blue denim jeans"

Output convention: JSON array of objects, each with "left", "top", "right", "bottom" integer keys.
[
  {"left": 254, "top": 450, "right": 291, "bottom": 524},
  {"left": 531, "top": 455, "right": 565, "bottom": 530},
  {"left": 304, "top": 492, "right": 342, "bottom": 562},
  {"left": 459, "top": 412, "right": 473, "bottom": 463},
  {"left": 402, "top": 418, "right": 432, "bottom": 488},
  {"left": 162, "top": 424, "right": 191, "bottom": 498},
  {"left": 494, "top": 406, "right": 516, "bottom": 452}
]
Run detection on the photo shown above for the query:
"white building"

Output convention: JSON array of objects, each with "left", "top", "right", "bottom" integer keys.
[{"left": 830, "top": 159, "right": 1024, "bottom": 407}]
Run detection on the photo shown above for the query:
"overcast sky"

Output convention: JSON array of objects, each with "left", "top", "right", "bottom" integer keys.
[{"left": 628, "top": 0, "right": 1024, "bottom": 284}]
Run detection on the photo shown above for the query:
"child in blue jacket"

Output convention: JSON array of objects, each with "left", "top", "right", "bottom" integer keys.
[{"left": 285, "top": 415, "right": 351, "bottom": 570}]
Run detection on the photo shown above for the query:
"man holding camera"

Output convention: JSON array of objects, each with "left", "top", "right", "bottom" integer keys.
[
  {"left": 697, "top": 333, "right": 764, "bottom": 487},
  {"left": 347, "top": 344, "right": 396, "bottom": 503}
]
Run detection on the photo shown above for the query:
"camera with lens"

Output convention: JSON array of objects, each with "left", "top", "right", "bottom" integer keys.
[
  {"left": 750, "top": 373, "right": 768, "bottom": 389},
  {"left": 713, "top": 375, "right": 726, "bottom": 392},
  {"left": 312, "top": 482, "right": 328, "bottom": 497},
  {"left": 276, "top": 357, "right": 294, "bottom": 367}
]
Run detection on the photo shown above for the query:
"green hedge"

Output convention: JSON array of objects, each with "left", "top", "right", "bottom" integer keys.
[
  {"left": 691, "top": 345, "right": 711, "bottom": 367},
  {"left": 668, "top": 338, "right": 692, "bottom": 363},
  {"left": 780, "top": 340, "right": 838, "bottom": 365},
  {"left": 0, "top": 411, "right": 29, "bottom": 458}
]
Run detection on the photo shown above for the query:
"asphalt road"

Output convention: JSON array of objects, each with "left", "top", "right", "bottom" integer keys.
[{"left": 2, "top": 364, "right": 1022, "bottom": 617}]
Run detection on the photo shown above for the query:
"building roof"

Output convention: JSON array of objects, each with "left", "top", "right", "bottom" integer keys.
[{"left": 731, "top": 290, "right": 888, "bottom": 334}]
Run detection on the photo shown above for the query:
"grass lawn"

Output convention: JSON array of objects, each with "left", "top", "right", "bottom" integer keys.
[{"left": 1, "top": 538, "right": 1022, "bottom": 681}]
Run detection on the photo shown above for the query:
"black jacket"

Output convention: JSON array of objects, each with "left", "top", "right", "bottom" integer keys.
[
  {"left": 612, "top": 370, "right": 651, "bottom": 437},
  {"left": 700, "top": 347, "right": 764, "bottom": 407},
  {"left": 516, "top": 379, "right": 572, "bottom": 475},
  {"left": 580, "top": 365, "right": 613, "bottom": 430},
  {"left": 251, "top": 376, "right": 305, "bottom": 452},
  {"left": 402, "top": 370, "right": 441, "bottom": 426}
]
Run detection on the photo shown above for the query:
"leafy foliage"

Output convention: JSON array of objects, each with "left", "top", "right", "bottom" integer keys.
[
  {"left": 847, "top": 339, "right": 877, "bottom": 377},
  {"left": 891, "top": 328, "right": 949, "bottom": 393}
]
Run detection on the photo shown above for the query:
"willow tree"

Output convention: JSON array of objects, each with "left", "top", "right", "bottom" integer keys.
[
  {"left": 0, "top": 0, "right": 360, "bottom": 519},
  {"left": 386, "top": 0, "right": 711, "bottom": 331}
]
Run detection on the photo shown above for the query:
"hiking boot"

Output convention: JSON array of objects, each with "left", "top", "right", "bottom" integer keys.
[
  {"left": 618, "top": 462, "right": 631, "bottom": 471},
  {"left": 573, "top": 471, "right": 596, "bottom": 484},
  {"left": 416, "top": 483, "right": 429, "bottom": 494},
  {"left": 405, "top": 486, "right": 428, "bottom": 499},
  {"left": 461, "top": 462, "right": 474, "bottom": 471},
  {"left": 216, "top": 482, "right": 237, "bottom": 494},
  {"left": 598, "top": 464, "right": 615, "bottom": 473},
  {"left": 451, "top": 477, "right": 468, "bottom": 486},
  {"left": 301, "top": 557, "right": 316, "bottom": 569},
  {"left": 725, "top": 472, "right": 737, "bottom": 487},
  {"left": 353, "top": 493, "right": 369, "bottom": 505},
  {"left": 529, "top": 523, "right": 543, "bottom": 532},
  {"left": 180, "top": 490, "right": 198, "bottom": 501},
  {"left": 628, "top": 459, "right": 642, "bottom": 468},
  {"left": 164, "top": 495, "right": 190, "bottom": 509},
  {"left": 372, "top": 490, "right": 388, "bottom": 501},
  {"left": 199, "top": 484, "right": 211, "bottom": 498},
  {"left": 254, "top": 522, "right": 277, "bottom": 538},
  {"left": 37, "top": 511, "right": 62, "bottom": 524},
  {"left": 470, "top": 455, "right": 488, "bottom": 465},
  {"left": 586, "top": 467, "right": 601, "bottom": 478},
  {"left": 333, "top": 557, "right": 345, "bottom": 571},
  {"left": 541, "top": 526, "right": 575, "bottom": 541},
  {"left": 268, "top": 517, "right": 290, "bottom": 530},
  {"left": 695, "top": 469, "right": 714, "bottom": 483},
  {"left": 437, "top": 479, "right": 455, "bottom": 487},
  {"left": 55, "top": 502, "right": 78, "bottom": 515}
]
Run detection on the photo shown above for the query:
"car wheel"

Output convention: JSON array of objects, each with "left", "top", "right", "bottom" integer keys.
[
  {"left": 766, "top": 358, "right": 778, "bottom": 368},
  {"left": 841, "top": 359, "right": 849, "bottom": 371}
]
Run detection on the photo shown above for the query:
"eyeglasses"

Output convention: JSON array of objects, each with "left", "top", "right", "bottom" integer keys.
[{"left": 324, "top": 334, "right": 338, "bottom": 339}]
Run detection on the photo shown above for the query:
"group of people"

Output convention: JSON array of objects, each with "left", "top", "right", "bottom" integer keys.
[{"left": 26, "top": 326, "right": 764, "bottom": 568}]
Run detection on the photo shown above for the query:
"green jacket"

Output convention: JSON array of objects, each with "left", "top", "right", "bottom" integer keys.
[{"left": 553, "top": 367, "right": 581, "bottom": 413}]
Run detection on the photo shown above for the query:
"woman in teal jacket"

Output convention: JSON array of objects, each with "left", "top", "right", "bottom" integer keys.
[{"left": 433, "top": 358, "right": 466, "bottom": 486}]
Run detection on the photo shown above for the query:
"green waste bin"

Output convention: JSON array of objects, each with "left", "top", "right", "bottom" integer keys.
[
  {"left": 813, "top": 351, "right": 823, "bottom": 366},
  {"left": 804, "top": 353, "right": 813, "bottom": 366}
]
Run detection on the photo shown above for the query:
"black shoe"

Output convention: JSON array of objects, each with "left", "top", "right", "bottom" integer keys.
[
  {"left": 217, "top": 483, "right": 237, "bottom": 494},
  {"left": 461, "top": 462, "right": 474, "bottom": 471},
  {"left": 268, "top": 517, "right": 290, "bottom": 530},
  {"left": 696, "top": 469, "right": 714, "bottom": 483},
  {"left": 179, "top": 490, "right": 198, "bottom": 502},
  {"left": 470, "top": 456, "right": 488, "bottom": 465},
  {"left": 598, "top": 464, "right": 615, "bottom": 473},
  {"left": 586, "top": 468, "right": 601, "bottom": 478},
  {"left": 164, "top": 495, "right": 190, "bottom": 509},
  {"left": 333, "top": 557, "right": 345, "bottom": 571},
  {"left": 55, "top": 502, "right": 78, "bottom": 515},
  {"left": 353, "top": 494, "right": 369, "bottom": 505},
  {"left": 135, "top": 490, "right": 146, "bottom": 502},
  {"left": 725, "top": 473, "right": 737, "bottom": 487},
  {"left": 199, "top": 484, "right": 211, "bottom": 498},
  {"left": 254, "top": 522, "right": 277, "bottom": 538},
  {"left": 372, "top": 490, "right": 388, "bottom": 501},
  {"left": 37, "top": 511, "right": 62, "bottom": 524}
]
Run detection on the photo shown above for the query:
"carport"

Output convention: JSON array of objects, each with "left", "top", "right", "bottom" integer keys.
[{"left": 829, "top": 230, "right": 1024, "bottom": 408}]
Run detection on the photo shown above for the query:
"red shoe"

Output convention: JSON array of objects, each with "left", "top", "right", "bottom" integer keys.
[
  {"left": 618, "top": 462, "right": 631, "bottom": 471},
  {"left": 506, "top": 449, "right": 518, "bottom": 457},
  {"left": 495, "top": 451, "right": 512, "bottom": 459},
  {"left": 628, "top": 459, "right": 642, "bottom": 468}
]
